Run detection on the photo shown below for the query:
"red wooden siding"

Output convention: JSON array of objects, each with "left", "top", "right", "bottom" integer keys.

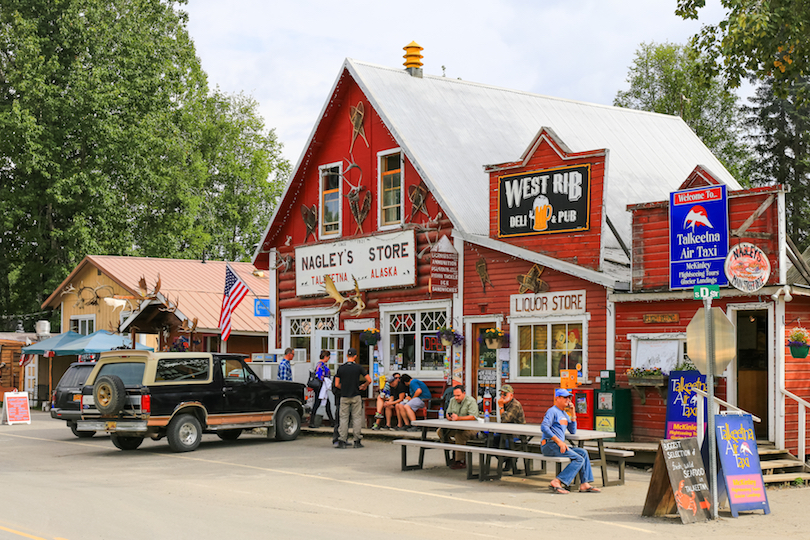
[
  {"left": 463, "top": 243, "right": 609, "bottom": 423},
  {"left": 783, "top": 303, "right": 810, "bottom": 456}
]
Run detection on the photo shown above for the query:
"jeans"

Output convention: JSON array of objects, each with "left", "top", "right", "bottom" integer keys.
[
  {"left": 338, "top": 395, "right": 363, "bottom": 442},
  {"left": 541, "top": 440, "right": 594, "bottom": 486}
]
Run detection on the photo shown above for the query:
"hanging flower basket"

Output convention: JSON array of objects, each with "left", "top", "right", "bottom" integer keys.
[
  {"left": 436, "top": 327, "right": 464, "bottom": 347},
  {"left": 361, "top": 328, "right": 380, "bottom": 346},
  {"left": 787, "top": 327, "right": 810, "bottom": 358},
  {"left": 481, "top": 328, "right": 506, "bottom": 349}
]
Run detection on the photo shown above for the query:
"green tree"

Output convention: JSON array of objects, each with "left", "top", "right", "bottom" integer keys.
[
  {"left": 614, "top": 41, "right": 750, "bottom": 180},
  {"left": 0, "top": 0, "right": 289, "bottom": 331},
  {"left": 744, "top": 77, "right": 810, "bottom": 247},
  {"left": 677, "top": 0, "right": 810, "bottom": 98}
]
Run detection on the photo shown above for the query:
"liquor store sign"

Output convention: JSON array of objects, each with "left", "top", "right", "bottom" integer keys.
[
  {"left": 295, "top": 230, "right": 416, "bottom": 296},
  {"left": 669, "top": 185, "right": 729, "bottom": 289},
  {"left": 498, "top": 165, "right": 590, "bottom": 237}
]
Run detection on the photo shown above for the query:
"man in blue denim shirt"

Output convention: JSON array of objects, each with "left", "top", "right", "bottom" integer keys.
[{"left": 540, "top": 388, "right": 600, "bottom": 494}]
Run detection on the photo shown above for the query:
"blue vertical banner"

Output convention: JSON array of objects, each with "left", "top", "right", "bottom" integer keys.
[
  {"left": 669, "top": 185, "right": 729, "bottom": 289},
  {"left": 665, "top": 371, "right": 707, "bottom": 439}
]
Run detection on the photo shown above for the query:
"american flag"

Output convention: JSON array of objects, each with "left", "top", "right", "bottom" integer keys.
[{"left": 218, "top": 264, "right": 250, "bottom": 342}]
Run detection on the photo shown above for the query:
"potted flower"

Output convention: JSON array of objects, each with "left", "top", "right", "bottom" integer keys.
[
  {"left": 361, "top": 328, "right": 380, "bottom": 346},
  {"left": 436, "top": 326, "right": 464, "bottom": 347},
  {"left": 787, "top": 326, "right": 810, "bottom": 358},
  {"left": 626, "top": 366, "right": 667, "bottom": 386},
  {"left": 482, "top": 327, "right": 506, "bottom": 349}
]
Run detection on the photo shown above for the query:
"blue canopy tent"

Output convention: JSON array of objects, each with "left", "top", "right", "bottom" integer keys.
[
  {"left": 21, "top": 331, "right": 83, "bottom": 356},
  {"left": 57, "top": 330, "right": 153, "bottom": 355}
]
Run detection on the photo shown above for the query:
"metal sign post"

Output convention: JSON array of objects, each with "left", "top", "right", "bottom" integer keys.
[{"left": 703, "top": 293, "right": 719, "bottom": 521}]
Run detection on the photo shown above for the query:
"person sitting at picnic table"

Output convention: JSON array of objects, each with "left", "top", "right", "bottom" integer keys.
[
  {"left": 395, "top": 374, "right": 431, "bottom": 431},
  {"left": 372, "top": 373, "right": 407, "bottom": 430},
  {"left": 493, "top": 384, "right": 525, "bottom": 471},
  {"left": 437, "top": 384, "right": 479, "bottom": 470},
  {"left": 540, "top": 388, "right": 601, "bottom": 494}
]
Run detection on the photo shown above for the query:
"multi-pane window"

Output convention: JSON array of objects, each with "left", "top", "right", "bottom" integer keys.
[
  {"left": 321, "top": 165, "right": 341, "bottom": 236},
  {"left": 516, "top": 322, "right": 583, "bottom": 378},
  {"left": 381, "top": 153, "right": 402, "bottom": 226},
  {"left": 70, "top": 316, "right": 95, "bottom": 335},
  {"left": 388, "top": 309, "right": 447, "bottom": 372},
  {"left": 289, "top": 316, "right": 336, "bottom": 362}
]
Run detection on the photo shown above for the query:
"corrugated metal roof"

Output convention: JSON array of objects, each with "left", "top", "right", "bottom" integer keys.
[
  {"left": 346, "top": 59, "right": 742, "bottom": 253},
  {"left": 87, "top": 256, "right": 268, "bottom": 333}
]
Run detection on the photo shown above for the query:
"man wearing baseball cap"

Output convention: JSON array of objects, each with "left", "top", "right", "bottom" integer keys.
[
  {"left": 540, "top": 388, "right": 600, "bottom": 494},
  {"left": 334, "top": 348, "right": 372, "bottom": 449}
]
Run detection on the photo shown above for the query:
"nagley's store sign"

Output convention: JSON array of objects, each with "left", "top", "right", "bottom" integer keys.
[
  {"left": 498, "top": 165, "right": 591, "bottom": 237},
  {"left": 295, "top": 230, "right": 416, "bottom": 296},
  {"left": 510, "top": 290, "right": 587, "bottom": 317}
]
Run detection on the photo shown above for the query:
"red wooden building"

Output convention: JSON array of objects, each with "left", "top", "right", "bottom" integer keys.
[{"left": 251, "top": 44, "right": 810, "bottom": 455}]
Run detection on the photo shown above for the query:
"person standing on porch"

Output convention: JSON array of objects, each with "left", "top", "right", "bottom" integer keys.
[
  {"left": 334, "top": 348, "right": 371, "bottom": 449},
  {"left": 540, "top": 388, "right": 600, "bottom": 494}
]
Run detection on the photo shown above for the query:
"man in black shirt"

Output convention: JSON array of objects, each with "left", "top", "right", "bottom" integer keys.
[{"left": 335, "top": 348, "right": 371, "bottom": 448}]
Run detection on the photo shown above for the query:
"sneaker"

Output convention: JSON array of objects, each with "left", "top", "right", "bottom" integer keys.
[
  {"left": 395, "top": 425, "right": 406, "bottom": 430},
  {"left": 380, "top": 425, "right": 391, "bottom": 431},
  {"left": 450, "top": 461, "right": 466, "bottom": 470},
  {"left": 374, "top": 413, "right": 384, "bottom": 419},
  {"left": 353, "top": 440, "right": 364, "bottom": 448},
  {"left": 335, "top": 440, "right": 347, "bottom": 449},
  {"left": 406, "top": 426, "right": 420, "bottom": 432}
]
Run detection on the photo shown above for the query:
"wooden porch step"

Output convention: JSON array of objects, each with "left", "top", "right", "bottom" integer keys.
[
  {"left": 759, "top": 458, "right": 807, "bottom": 471},
  {"left": 762, "top": 472, "right": 810, "bottom": 484}
]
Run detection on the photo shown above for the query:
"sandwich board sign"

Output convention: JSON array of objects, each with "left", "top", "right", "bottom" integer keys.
[
  {"left": 1, "top": 392, "right": 31, "bottom": 425},
  {"left": 710, "top": 414, "right": 770, "bottom": 517},
  {"left": 642, "top": 437, "right": 712, "bottom": 523}
]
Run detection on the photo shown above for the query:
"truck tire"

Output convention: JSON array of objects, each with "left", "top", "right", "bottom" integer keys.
[
  {"left": 110, "top": 434, "right": 143, "bottom": 450},
  {"left": 94, "top": 375, "right": 127, "bottom": 415},
  {"left": 167, "top": 413, "right": 202, "bottom": 452},
  {"left": 69, "top": 421, "right": 95, "bottom": 438},
  {"left": 275, "top": 407, "right": 301, "bottom": 441},
  {"left": 216, "top": 429, "right": 242, "bottom": 441}
]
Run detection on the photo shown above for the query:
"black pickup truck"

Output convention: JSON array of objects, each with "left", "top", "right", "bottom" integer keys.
[{"left": 76, "top": 350, "right": 305, "bottom": 452}]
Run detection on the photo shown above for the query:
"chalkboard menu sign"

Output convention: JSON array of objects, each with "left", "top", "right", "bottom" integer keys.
[
  {"left": 714, "top": 414, "right": 770, "bottom": 516},
  {"left": 643, "top": 437, "right": 712, "bottom": 523}
]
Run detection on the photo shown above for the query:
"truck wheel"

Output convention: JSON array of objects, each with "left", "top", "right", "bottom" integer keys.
[
  {"left": 275, "top": 407, "right": 301, "bottom": 441},
  {"left": 69, "top": 421, "right": 94, "bottom": 438},
  {"left": 216, "top": 429, "right": 242, "bottom": 441},
  {"left": 94, "top": 375, "right": 126, "bottom": 415},
  {"left": 167, "top": 413, "right": 202, "bottom": 452},
  {"left": 110, "top": 434, "right": 143, "bottom": 450}
]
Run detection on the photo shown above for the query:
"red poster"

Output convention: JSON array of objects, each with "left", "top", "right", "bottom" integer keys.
[{"left": 3, "top": 392, "right": 31, "bottom": 425}]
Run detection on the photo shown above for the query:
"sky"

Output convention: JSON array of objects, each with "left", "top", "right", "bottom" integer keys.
[{"left": 184, "top": 1, "right": 737, "bottom": 167}]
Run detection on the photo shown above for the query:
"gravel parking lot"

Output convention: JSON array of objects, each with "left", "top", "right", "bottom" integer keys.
[{"left": 0, "top": 411, "right": 805, "bottom": 540}]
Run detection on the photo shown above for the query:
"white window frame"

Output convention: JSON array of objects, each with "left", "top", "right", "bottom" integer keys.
[
  {"left": 281, "top": 307, "right": 340, "bottom": 363},
  {"left": 69, "top": 315, "right": 96, "bottom": 335},
  {"left": 380, "top": 299, "right": 451, "bottom": 379},
  {"left": 318, "top": 161, "right": 343, "bottom": 239},
  {"left": 377, "top": 148, "right": 403, "bottom": 231},
  {"left": 626, "top": 332, "right": 687, "bottom": 374},
  {"left": 510, "top": 314, "right": 589, "bottom": 382}
]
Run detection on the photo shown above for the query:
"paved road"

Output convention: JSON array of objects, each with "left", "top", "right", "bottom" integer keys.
[{"left": 0, "top": 411, "right": 805, "bottom": 539}]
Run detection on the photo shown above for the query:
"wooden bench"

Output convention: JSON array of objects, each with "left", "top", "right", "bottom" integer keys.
[
  {"left": 393, "top": 439, "right": 570, "bottom": 482},
  {"left": 524, "top": 440, "right": 634, "bottom": 486}
]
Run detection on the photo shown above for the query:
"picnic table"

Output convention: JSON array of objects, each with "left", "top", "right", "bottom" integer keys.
[{"left": 405, "top": 419, "right": 623, "bottom": 486}]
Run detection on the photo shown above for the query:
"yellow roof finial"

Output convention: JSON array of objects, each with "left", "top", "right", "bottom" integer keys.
[{"left": 403, "top": 41, "right": 424, "bottom": 69}]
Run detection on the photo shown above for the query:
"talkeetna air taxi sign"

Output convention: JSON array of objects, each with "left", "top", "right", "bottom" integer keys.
[
  {"left": 670, "top": 185, "right": 729, "bottom": 289},
  {"left": 498, "top": 165, "right": 590, "bottom": 237}
]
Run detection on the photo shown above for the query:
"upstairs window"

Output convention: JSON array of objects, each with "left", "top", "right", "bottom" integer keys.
[
  {"left": 380, "top": 151, "right": 402, "bottom": 228},
  {"left": 320, "top": 164, "right": 341, "bottom": 237}
]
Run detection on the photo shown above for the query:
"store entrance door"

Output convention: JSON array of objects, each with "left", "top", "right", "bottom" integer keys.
[
  {"left": 471, "top": 323, "right": 498, "bottom": 399},
  {"left": 735, "top": 310, "right": 769, "bottom": 438}
]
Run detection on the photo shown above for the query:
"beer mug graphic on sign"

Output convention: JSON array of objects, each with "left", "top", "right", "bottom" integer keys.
[{"left": 531, "top": 195, "right": 553, "bottom": 231}]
